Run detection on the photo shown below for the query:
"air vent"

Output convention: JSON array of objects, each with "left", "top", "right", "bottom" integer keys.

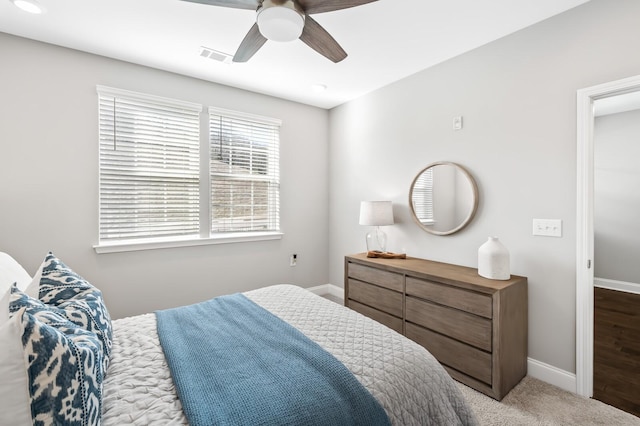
[{"left": 199, "top": 46, "right": 233, "bottom": 64}]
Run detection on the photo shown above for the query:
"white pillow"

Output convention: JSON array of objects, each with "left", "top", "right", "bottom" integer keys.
[
  {"left": 23, "top": 259, "right": 44, "bottom": 299},
  {"left": 0, "top": 308, "right": 32, "bottom": 426},
  {"left": 0, "top": 252, "right": 38, "bottom": 328},
  {"left": 0, "top": 252, "right": 32, "bottom": 294},
  {"left": 0, "top": 253, "right": 39, "bottom": 426},
  {"left": 0, "top": 285, "right": 9, "bottom": 325}
]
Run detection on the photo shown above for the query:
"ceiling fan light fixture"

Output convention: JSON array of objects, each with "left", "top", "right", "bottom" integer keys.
[
  {"left": 10, "top": 0, "right": 44, "bottom": 14},
  {"left": 257, "top": 0, "right": 305, "bottom": 43}
]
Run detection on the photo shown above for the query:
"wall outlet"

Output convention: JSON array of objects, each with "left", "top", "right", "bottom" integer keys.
[
  {"left": 532, "top": 219, "right": 562, "bottom": 237},
  {"left": 453, "top": 116, "right": 463, "bottom": 130},
  {"left": 290, "top": 253, "right": 297, "bottom": 267}
]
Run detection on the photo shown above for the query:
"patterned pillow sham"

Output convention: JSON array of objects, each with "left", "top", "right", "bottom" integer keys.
[
  {"left": 10, "top": 287, "right": 105, "bottom": 426},
  {"left": 30, "top": 252, "right": 113, "bottom": 368}
]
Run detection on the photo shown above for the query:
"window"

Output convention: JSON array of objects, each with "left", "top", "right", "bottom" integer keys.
[
  {"left": 209, "top": 108, "right": 280, "bottom": 233},
  {"left": 96, "top": 87, "right": 281, "bottom": 252}
]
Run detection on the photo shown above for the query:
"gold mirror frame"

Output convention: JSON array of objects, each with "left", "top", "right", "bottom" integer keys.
[{"left": 408, "top": 161, "right": 479, "bottom": 236}]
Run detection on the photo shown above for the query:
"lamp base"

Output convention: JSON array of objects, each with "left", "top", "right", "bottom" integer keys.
[{"left": 365, "top": 226, "right": 387, "bottom": 252}]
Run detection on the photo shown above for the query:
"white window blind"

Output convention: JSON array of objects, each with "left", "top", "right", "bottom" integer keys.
[
  {"left": 412, "top": 168, "right": 434, "bottom": 223},
  {"left": 97, "top": 86, "right": 202, "bottom": 242},
  {"left": 209, "top": 108, "right": 281, "bottom": 233}
]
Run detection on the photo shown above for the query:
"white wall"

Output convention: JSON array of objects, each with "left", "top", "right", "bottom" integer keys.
[
  {"left": 328, "top": 0, "right": 640, "bottom": 375},
  {"left": 0, "top": 33, "right": 330, "bottom": 319},
  {"left": 594, "top": 109, "right": 640, "bottom": 284}
]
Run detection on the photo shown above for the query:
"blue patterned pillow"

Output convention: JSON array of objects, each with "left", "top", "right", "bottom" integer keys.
[
  {"left": 10, "top": 287, "right": 104, "bottom": 426},
  {"left": 33, "top": 253, "right": 112, "bottom": 369}
]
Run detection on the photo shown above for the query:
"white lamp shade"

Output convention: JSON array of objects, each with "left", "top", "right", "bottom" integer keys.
[
  {"left": 359, "top": 201, "right": 394, "bottom": 226},
  {"left": 257, "top": 5, "right": 305, "bottom": 42}
]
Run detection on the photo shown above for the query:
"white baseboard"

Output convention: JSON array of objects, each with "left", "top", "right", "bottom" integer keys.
[
  {"left": 527, "top": 358, "right": 576, "bottom": 393},
  {"left": 594, "top": 277, "right": 640, "bottom": 295},
  {"left": 306, "top": 283, "right": 344, "bottom": 301},
  {"left": 307, "top": 284, "right": 578, "bottom": 395}
]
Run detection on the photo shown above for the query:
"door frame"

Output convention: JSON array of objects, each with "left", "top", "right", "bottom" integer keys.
[{"left": 576, "top": 74, "right": 640, "bottom": 397}]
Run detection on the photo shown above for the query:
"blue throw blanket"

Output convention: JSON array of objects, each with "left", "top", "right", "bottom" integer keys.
[{"left": 156, "top": 293, "right": 390, "bottom": 426}]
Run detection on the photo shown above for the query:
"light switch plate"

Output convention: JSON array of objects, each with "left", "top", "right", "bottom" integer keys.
[{"left": 532, "top": 219, "right": 562, "bottom": 237}]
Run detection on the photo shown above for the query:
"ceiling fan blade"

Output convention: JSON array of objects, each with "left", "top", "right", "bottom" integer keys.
[
  {"left": 298, "top": 0, "right": 378, "bottom": 14},
  {"left": 233, "top": 23, "right": 268, "bottom": 62},
  {"left": 179, "top": 0, "right": 259, "bottom": 11},
  {"left": 299, "top": 16, "right": 347, "bottom": 63}
]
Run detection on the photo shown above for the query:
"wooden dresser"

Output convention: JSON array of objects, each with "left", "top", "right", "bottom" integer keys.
[{"left": 344, "top": 253, "right": 527, "bottom": 400}]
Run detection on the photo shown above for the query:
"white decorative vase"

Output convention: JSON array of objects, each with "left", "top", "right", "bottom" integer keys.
[{"left": 478, "top": 237, "right": 510, "bottom": 280}]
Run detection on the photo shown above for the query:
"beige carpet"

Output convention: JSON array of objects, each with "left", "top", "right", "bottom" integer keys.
[{"left": 458, "top": 376, "right": 640, "bottom": 425}]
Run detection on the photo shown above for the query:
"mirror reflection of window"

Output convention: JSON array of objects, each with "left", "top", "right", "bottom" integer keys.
[{"left": 412, "top": 168, "right": 434, "bottom": 224}]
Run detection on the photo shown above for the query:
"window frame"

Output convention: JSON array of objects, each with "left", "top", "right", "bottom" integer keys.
[{"left": 94, "top": 87, "right": 283, "bottom": 254}]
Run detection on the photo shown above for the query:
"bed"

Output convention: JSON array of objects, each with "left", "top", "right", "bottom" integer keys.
[{"left": 0, "top": 251, "right": 478, "bottom": 426}]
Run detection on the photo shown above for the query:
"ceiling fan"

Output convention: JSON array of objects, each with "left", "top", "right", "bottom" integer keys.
[{"left": 181, "top": 0, "right": 378, "bottom": 63}]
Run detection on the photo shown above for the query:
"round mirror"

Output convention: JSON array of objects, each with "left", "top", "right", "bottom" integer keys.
[{"left": 409, "top": 161, "right": 479, "bottom": 235}]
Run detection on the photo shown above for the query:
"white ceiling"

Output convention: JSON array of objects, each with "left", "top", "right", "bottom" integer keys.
[{"left": 0, "top": 0, "right": 590, "bottom": 109}]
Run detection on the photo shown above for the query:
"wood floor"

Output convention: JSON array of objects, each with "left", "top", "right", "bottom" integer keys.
[{"left": 594, "top": 287, "right": 640, "bottom": 417}]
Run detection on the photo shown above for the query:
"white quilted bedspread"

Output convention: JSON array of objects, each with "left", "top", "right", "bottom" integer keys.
[{"left": 103, "top": 284, "right": 477, "bottom": 425}]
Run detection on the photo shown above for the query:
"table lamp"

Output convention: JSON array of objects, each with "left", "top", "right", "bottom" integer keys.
[{"left": 359, "top": 201, "right": 394, "bottom": 252}]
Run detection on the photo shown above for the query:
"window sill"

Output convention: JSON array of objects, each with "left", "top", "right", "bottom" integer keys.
[{"left": 93, "top": 232, "right": 284, "bottom": 254}]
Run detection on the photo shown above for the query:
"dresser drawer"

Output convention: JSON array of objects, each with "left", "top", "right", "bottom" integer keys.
[
  {"left": 406, "top": 322, "right": 492, "bottom": 385},
  {"left": 406, "top": 277, "right": 492, "bottom": 319},
  {"left": 348, "top": 279, "right": 403, "bottom": 317},
  {"left": 348, "top": 300, "right": 403, "bottom": 333},
  {"left": 347, "top": 263, "right": 403, "bottom": 292},
  {"left": 405, "top": 296, "right": 492, "bottom": 351}
]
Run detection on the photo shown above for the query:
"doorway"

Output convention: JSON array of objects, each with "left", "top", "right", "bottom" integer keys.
[{"left": 576, "top": 75, "right": 640, "bottom": 401}]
